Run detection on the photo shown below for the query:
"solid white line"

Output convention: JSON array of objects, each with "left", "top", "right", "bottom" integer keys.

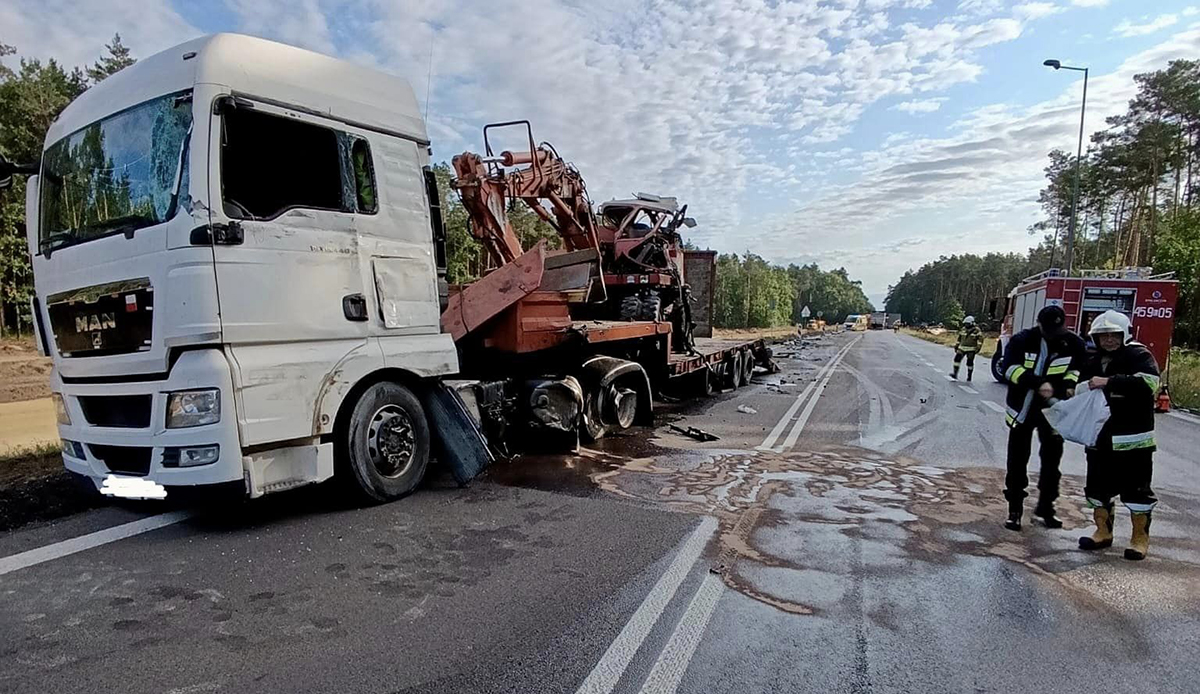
[
  {"left": 575, "top": 516, "right": 718, "bottom": 694},
  {"left": 0, "top": 511, "right": 193, "bottom": 577},
  {"left": 959, "top": 385, "right": 979, "bottom": 395},
  {"left": 777, "top": 340, "right": 856, "bottom": 452},
  {"left": 638, "top": 573, "right": 725, "bottom": 694},
  {"left": 757, "top": 339, "right": 856, "bottom": 450},
  {"left": 983, "top": 401, "right": 1006, "bottom": 414}
]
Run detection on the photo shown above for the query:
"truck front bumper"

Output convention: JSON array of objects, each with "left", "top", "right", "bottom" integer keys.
[{"left": 54, "top": 349, "right": 245, "bottom": 493}]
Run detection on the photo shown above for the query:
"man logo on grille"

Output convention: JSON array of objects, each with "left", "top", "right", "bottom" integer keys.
[{"left": 75, "top": 312, "right": 116, "bottom": 333}]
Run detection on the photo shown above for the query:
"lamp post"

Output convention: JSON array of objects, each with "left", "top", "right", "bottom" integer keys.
[{"left": 1043, "top": 59, "right": 1088, "bottom": 277}]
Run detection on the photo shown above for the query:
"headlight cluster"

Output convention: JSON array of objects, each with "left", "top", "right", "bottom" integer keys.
[
  {"left": 166, "top": 389, "right": 221, "bottom": 428},
  {"left": 52, "top": 393, "right": 71, "bottom": 425}
]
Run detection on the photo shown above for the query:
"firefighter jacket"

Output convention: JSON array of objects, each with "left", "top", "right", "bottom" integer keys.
[
  {"left": 1083, "top": 342, "right": 1160, "bottom": 452},
  {"left": 955, "top": 324, "right": 984, "bottom": 353},
  {"left": 1001, "top": 326, "right": 1086, "bottom": 427}
]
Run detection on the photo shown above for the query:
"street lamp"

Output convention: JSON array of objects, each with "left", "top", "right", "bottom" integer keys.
[{"left": 1043, "top": 59, "right": 1089, "bottom": 276}]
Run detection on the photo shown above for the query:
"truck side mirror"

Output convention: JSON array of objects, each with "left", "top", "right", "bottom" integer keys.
[{"left": 0, "top": 154, "right": 41, "bottom": 190}]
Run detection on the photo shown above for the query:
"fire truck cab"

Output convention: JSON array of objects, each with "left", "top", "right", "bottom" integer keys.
[{"left": 990, "top": 268, "right": 1178, "bottom": 385}]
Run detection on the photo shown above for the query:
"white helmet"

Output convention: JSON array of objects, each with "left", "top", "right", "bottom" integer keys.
[
  {"left": 963, "top": 316, "right": 975, "bottom": 325},
  {"left": 1088, "top": 310, "right": 1130, "bottom": 344}
]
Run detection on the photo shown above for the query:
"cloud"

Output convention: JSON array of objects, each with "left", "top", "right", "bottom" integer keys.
[
  {"left": 1070, "top": 0, "right": 1108, "bottom": 7},
  {"left": 0, "top": 0, "right": 199, "bottom": 70},
  {"left": 1114, "top": 14, "right": 1179, "bottom": 38},
  {"left": 1014, "top": 3, "right": 1064, "bottom": 21},
  {"left": 892, "top": 98, "right": 947, "bottom": 114}
]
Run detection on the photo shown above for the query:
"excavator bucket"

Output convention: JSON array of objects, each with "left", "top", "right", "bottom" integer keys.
[{"left": 442, "top": 243, "right": 548, "bottom": 342}]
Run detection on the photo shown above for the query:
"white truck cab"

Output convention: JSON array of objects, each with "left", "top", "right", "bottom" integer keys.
[{"left": 23, "top": 34, "right": 458, "bottom": 500}]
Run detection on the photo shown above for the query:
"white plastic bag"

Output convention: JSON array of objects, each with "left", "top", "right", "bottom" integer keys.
[{"left": 1043, "top": 384, "right": 1110, "bottom": 447}]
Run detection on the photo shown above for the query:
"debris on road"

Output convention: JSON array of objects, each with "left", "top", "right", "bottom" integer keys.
[
  {"left": 737, "top": 405, "right": 758, "bottom": 415},
  {"left": 668, "top": 424, "right": 720, "bottom": 442}
]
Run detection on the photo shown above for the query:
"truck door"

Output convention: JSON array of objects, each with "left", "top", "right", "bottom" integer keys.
[{"left": 205, "top": 95, "right": 374, "bottom": 445}]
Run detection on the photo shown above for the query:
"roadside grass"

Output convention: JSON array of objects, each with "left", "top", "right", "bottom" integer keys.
[
  {"left": 0, "top": 442, "right": 104, "bottom": 531},
  {"left": 713, "top": 326, "right": 800, "bottom": 340},
  {"left": 1167, "top": 348, "right": 1200, "bottom": 412},
  {"left": 901, "top": 327, "right": 999, "bottom": 358}
]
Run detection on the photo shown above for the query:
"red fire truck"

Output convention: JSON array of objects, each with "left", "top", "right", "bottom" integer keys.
[{"left": 990, "top": 268, "right": 1179, "bottom": 387}]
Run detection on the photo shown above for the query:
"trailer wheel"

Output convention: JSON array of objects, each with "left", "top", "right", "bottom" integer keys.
[
  {"left": 619, "top": 294, "right": 641, "bottom": 321},
  {"left": 699, "top": 365, "right": 716, "bottom": 396},
  {"left": 741, "top": 349, "right": 755, "bottom": 384},
  {"left": 726, "top": 351, "right": 744, "bottom": 389},
  {"left": 990, "top": 349, "right": 1005, "bottom": 383},
  {"left": 342, "top": 381, "right": 430, "bottom": 503}
]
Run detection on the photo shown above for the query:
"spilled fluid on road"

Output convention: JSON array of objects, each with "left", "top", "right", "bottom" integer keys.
[{"left": 488, "top": 435, "right": 1197, "bottom": 618}]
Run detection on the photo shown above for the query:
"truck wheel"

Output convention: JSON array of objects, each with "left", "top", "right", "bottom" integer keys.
[
  {"left": 640, "top": 291, "right": 662, "bottom": 321},
  {"left": 990, "top": 349, "right": 1005, "bottom": 383},
  {"left": 699, "top": 365, "right": 716, "bottom": 396},
  {"left": 619, "top": 295, "right": 641, "bottom": 321},
  {"left": 342, "top": 381, "right": 430, "bottom": 503}
]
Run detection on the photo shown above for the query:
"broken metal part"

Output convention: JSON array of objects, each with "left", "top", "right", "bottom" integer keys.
[{"left": 668, "top": 424, "right": 719, "bottom": 442}]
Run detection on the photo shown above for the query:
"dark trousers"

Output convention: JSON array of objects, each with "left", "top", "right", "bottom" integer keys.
[
  {"left": 1004, "top": 410, "right": 1063, "bottom": 510},
  {"left": 952, "top": 350, "right": 976, "bottom": 370},
  {"left": 1085, "top": 440, "right": 1156, "bottom": 512}
]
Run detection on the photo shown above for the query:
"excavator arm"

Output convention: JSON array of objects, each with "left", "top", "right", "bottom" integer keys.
[{"left": 449, "top": 121, "right": 601, "bottom": 268}]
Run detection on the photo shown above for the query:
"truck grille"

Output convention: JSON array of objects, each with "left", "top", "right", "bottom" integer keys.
[
  {"left": 78, "top": 395, "right": 153, "bottom": 428},
  {"left": 88, "top": 444, "right": 152, "bottom": 476},
  {"left": 46, "top": 278, "right": 154, "bottom": 358}
]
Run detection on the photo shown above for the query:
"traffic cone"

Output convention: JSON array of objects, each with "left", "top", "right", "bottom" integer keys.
[{"left": 1156, "top": 387, "right": 1171, "bottom": 413}]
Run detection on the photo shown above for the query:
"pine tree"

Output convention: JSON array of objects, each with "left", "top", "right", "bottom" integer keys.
[{"left": 86, "top": 34, "right": 135, "bottom": 83}]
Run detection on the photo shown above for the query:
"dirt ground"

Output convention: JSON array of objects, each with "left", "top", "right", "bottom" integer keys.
[{"left": 0, "top": 336, "right": 52, "bottom": 404}]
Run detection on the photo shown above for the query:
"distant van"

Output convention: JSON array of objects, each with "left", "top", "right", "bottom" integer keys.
[{"left": 842, "top": 315, "right": 868, "bottom": 331}]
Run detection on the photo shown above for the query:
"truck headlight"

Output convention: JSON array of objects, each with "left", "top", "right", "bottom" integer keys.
[
  {"left": 61, "top": 439, "right": 86, "bottom": 459},
  {"left": 166, "top": 389, "right": 221, "bottom": 428},
  {"left": 52, "top": 393, "right": 71, "bottom": 425},
  {"left": 163, "top": 445, "right": 220, "bottom": 467}
]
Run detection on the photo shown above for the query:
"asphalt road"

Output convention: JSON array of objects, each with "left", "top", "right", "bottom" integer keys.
[{"left": 2, "top": 330, "right": 1198, "bottom": 693}]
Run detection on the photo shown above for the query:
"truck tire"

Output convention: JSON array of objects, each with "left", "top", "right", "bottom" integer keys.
[
  {"left": 640, "top": 291, "right": 662, "bottom": 321},
  {"left": 619, "top": 294, "right": 641, "bottom": 321},
  {"left": 991, "top": 348, "right": 1005, "bottom": 383},
  {"left": 342, "top": 381, "right": 430, "bottom": 503}
]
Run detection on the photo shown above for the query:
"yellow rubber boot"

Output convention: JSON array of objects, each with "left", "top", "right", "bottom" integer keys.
[
  {"left": 1078, "top": 505, "right": 1114, "bottom": 550},
  {"left": 1124, "top": 512, "right": 1151, "bottom": 561}
]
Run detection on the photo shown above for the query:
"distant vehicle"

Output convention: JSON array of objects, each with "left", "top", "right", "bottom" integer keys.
[
  {"left": 869, "top": 312, "right": 887, "bottom": 330},
  {"left": 990, "top": 268, "right": 1178, "bottom": 384},
  {"left": 843, "top": 314, "right": 869, "bottom": 331}
]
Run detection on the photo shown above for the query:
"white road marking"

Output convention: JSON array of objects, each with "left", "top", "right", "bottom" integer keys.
[
  {"left": 758, "top": 338, "right": 858, "bottom": 450},
  {"left": 944, "top": 374, "right": 956, "bottom": 381},
  {"left": 777, "top": 340, "right": 857, "bottom": 452},
  {"left": 638, "top": 573, "right": 725, "bottom": 694},
  {"left": 0, "top": 511, "right": 193, "bottom": 577},
  {"left": 575, "top": 516, "right": 718, "bottom": 694},
  {"left": 959, "top": 385, "right": 979, "bottom": 395},
  {"left": 923, "top": 361, "right": 935, "bottom": 367},
  {"left": 983, "top": 401, "right": 1006, "bottom": 414}
]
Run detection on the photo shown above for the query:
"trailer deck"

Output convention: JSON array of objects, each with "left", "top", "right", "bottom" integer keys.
[{"left": 667, "top": 337, "right": 772, "bottom": 377}]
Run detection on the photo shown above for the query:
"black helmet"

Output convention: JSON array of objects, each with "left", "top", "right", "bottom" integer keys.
[{"left": 1037, "top": 305, "right": 1066, "bottom": 331}]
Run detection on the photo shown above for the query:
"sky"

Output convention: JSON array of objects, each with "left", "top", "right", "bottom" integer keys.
[{"left": 3, "top": 0, "right": 1200, "bottom": 307}]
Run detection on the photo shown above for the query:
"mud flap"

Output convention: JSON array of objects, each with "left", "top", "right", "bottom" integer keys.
[{"left": 422, "top": 382, "right": 494, "bottom": 486}]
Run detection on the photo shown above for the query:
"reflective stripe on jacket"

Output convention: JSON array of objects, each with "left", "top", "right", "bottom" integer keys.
[
  {"left": 1000, "top": 326, "right": 1087, "bottom": 428},
  {"left": 1083, "top": 341, "right": 1160, "bottom": 452}
]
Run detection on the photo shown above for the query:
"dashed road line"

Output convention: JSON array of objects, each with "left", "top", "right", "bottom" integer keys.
[
  {"left": 958, "top": 385, "right": 979, "bottom": 395},
  {"left": 0, "top": 511, "right": 193, "bottom": 577},
  {"left": 982, "top": 401, "right": 1006, "bottom": 414},
  {"left": 575, "top": 517, "right": 718, "bottom": 694}
]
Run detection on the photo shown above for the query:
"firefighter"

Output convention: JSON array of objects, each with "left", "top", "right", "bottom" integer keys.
[
  {"left": 949, "top": 316, "right": 983, "bottom": 381},
  {"left": 1000, "top": 305, "right": 1086, "bottom": 531},
  {"left": 1078, "top": 310, "right": 1160, "bottom": 561}
]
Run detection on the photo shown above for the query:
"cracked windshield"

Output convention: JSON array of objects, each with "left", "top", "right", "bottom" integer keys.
[{"left": 0, "top": 3, "right": 1198, "bottom": 694}]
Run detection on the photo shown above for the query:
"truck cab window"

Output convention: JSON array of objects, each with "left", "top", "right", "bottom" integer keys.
[
  {"left": 351, "top": 138, "right": 377, "bottom": 214},
  {"left": 221, "top": 107, "right": 342, "bottom": 219}
]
